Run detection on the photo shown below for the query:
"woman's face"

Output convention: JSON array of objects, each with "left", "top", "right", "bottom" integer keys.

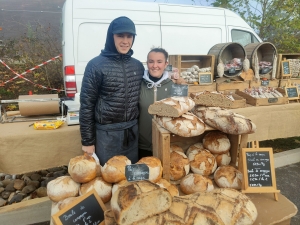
[
  {"left": 113, "top": 33, "right": 133, "bottom": 54},
  {"left": 147, "top": 52, "right": 168, "bottom": 78}
]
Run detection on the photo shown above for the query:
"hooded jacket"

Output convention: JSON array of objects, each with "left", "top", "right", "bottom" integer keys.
[
  {"left": 138, "top": 71, "right": 174, "bottom": 151},
  {"left": 80, "top": 17, "right": 144, "bottom": 146}
]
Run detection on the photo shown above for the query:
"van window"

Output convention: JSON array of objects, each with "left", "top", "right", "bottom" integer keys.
[{"left": 231, "top": 29, "right": 259, "bottom": 46}]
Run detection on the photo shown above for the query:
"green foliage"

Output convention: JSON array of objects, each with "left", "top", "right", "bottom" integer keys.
[
  {"left": 207, "top": 0, "right": 300, "bottom": 53},
  {"left": 0, "top": 22, "right": 64, "bottom": 100}
]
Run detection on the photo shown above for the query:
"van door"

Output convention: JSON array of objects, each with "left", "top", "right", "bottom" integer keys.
[
  {"left": 228, "top": 26, "right": 261, "bottom": 46},
  {"left": 159, "top": 4, "right": 226, "bottom": 55}
]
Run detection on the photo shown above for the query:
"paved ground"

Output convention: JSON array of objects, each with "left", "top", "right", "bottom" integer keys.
[{"left": 275, "top": 161, "right": 300, "bottom": 225}]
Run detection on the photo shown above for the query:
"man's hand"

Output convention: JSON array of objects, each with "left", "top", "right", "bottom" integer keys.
[{"left": 82, "top": 145, "right": 95, "bottom": 156}]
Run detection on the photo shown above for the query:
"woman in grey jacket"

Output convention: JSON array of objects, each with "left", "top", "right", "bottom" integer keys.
[{"left": 138, "top": 48, "right": 175, "bottom": 158}]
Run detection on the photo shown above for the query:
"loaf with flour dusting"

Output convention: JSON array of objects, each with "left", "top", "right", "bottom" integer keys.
[
  {"left": 148, "top": 96, "right": 195, "bottom": 117},
  {"left": 193, "top": 106, "right": 256, "bottom": 135},
  {"left": 155, "top": 112, "right": 206, "bottom": 137}
]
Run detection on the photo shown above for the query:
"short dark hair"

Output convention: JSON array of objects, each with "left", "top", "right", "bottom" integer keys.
[{"left": 147, "top": 47, "right": 168, "bottom": 61}]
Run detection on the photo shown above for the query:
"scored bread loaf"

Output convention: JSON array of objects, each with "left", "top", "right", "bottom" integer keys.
[
  {"left": 111, "top": 180, "right": 172, "bottom": 225},
  {"left": 170, "top": 144, "right": 184, "bottom": 153},
  {"left": 170, "top": 151, "right": 190, "bottom": 181},
  {"left": 136, "top": 156, "right": 163, "bottom": 183},
  {"left": 68, "top": 153, "right": 97, "bottom": 183},
  {"left": 190, "top": 91, "right": 236, "bottom": 108},
  {"left": 156, "top": 112, "right": 206, "bottom": 137},
  {"left": 180, "top": 173, "right": 214, "bottom": 195},
  {"left": 156, "top": 178, "right": 179, "bottom": 197},
  {"left": 112, "top": 180, "right": 129, "bottom": 195},
  {"left": 214, "top": 152, "right": 231, "bottom": 166},
  {"left": 101, "top": 155, "right": 131, "bottom": 183},
  {"left": 188, "top": 149, "right": 217, "bottom": 176},
  {"left": 80, "top": 177, "right": 112, "bottom": 203},
  {"left": 214, "top": 165, "right": 243, "bottom": 190},
  {"left": 47, "top": 176, "right": 80, "bottom": 202},
  {"left": 193, "top": 106, "right": 256, "bottom": 135},
  {"left": 148, "top": 96, "right": 195, "bottom": 117},
  {"left": 202, "top": 131, "right": 231, "bottom": 154},
  {"left": 186, "top": 142, "right": 204, "bottom": 156}
]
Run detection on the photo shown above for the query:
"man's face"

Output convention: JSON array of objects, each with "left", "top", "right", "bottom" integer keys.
[{"left": 113, "top": 33, "right": 134, "bottom": 54}]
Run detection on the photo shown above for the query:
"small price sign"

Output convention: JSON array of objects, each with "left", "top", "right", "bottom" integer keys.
[
  {"left": 125, "top": 164, "right": 149, "bottom": 182},
  {"left": 171, "top": 84, "right": 188, "bottom": 97}
]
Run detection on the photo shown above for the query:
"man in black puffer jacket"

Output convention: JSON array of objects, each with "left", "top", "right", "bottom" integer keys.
[{"left": 79, "top": 17, "right": 144, "bottom": 165}]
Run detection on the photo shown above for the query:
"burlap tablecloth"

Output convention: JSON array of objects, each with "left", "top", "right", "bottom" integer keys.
[{"left": 0, "top": 121, "right": 82, "bottom": 174}]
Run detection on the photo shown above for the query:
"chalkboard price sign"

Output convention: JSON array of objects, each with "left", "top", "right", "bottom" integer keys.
[
  {"left": 261, "top": 80, "right": 269, "bottom": 86},
  {"left": 125, "top": 164, "right": 149, "bottom": 181},
  {"left": 281, "top": 60, "right": 292, "bottom": 77},
  {"left": 246, "top": 151, "right": 272, "bottom": 187},
  {"left": 199, "top": 73, "right": 213, "bottom": 85},
  {"left": 285, "top": 86, "right": 299, "bottom": 99},
  {"left": 52, "top": 189, "right": 106, "bottom": 225},
  {"left": 241, "top": 148, "right": 280, "bottom": 201},
  {"left": 171, "top": 84, "right": 188, "bottom": 97}
]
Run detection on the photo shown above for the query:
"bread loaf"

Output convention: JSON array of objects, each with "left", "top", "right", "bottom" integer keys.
[
  {"left": 104, "top": 209, "right": 118, "bottom": 225},
  {"left": 156, "top": 112, "right": 206, "bottom": 137},
  {"left": 186, "top": 142, "right": 204, "bottom": 156},
  {"left": 170, "top": 144, "right": 184, "bottom": 153},
  {"left": 193, "top": 106, "right": 256, "bottom": 135},
  {"left": 203, "top": 131, "right": 231, "bottom": 154},
  {"left": 101, "top": 155, "right": 131, "bottom": 183},
  {"left": 156, "top": 178, "right": 179, "bottom": 197},
  {"left": 136, "top": 156, "right": 163, "bottom": 183},
  {"left": 188, "top": 149, "right": 217, "bottom": 176},
  {"left": 80, "top": 177, "right": 112, "bottom": 203},
  {"left": 112, "top": 180, "right": 129, "bottom": 195},
  {"left": 47, "top": 176, "right": 80, "bottom": 202},
  {"left": 111, "top": 180, "right": 172, "bottom": 225},
  {"left": 214, "top": 152, "right": 231, "bottom": 166},
  {"left": 148, "top": 96, "right": 195, "bottom": 117},
  {"left": 214, "top": 165, "right": 243, "bottom": 190},
  {"left": 50, "top": 202, "right": 60, "bottom": 225},
  {"left": 170, "top": 151, "right": 190, "bottom": 181},
  {"left": 190, "top": 91, "right": 236, "bottom": 108},
  {"left": 68, "top": 154, "right": 97, "bottom": 183},
  {"left": 180, "top": 173, "right": 214, "bottom": 195}
]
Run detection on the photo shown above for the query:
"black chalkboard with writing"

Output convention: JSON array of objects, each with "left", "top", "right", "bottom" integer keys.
[
  {"left": 282, "top": 61, "right": 291, "bottom": 75},
  {"left": 171, "top": 84, "right": 188, "bottom": 97},
  {"left": 125, "top": 164, "right": 149, "bottom": 182},
  {"left": 261, "top": 80, "right": 269, "bottom": 86},
  {"left": 286, "top": 87, "right": 298, "bottom": 98},
  {"left": 199, "top": 73, "right": 212, "bottom": 84},
  {"left": 246, "top": 151, "right": 272, "bottom": 187},
  {"left": 53, "top": 190, "right": 105, "bottom": 225}
]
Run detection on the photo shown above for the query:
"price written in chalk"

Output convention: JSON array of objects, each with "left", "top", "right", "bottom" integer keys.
[
  {"left": 125, "top": 164, "right": 149, "bottom": 182},
  {"left": 246, "top": 151, "right": 272, "bottom": 187}
]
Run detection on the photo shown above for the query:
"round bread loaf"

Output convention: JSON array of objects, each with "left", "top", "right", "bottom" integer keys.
[
  {"left": 58, "top": 197, "right": 78, "bottom": 210},
  {"left": 136, "top": 156, "right": 163, "bottom": 183},
  {"left": 101, "top": 155, "right": 131, "bottom": 183},
  {"left": 188, "top": 149, "right": 217, "bottom": 176},
  {"left": 155, "top": 112, "right": 206, "bottom": 137},
  {"left": 156, "top": 178, "right": 179, "bottom": 197},
  {"left": 68, "top": 154, "right": 97, "bottom": 183},
  {"left": 170, "top": 144, "right": 184, "bottom": 153},
  {"left": 170, "top": 151, "right": 190, "bottom": 181},
  {"left": 180, "top": 173, "right": 214, "bottom": 195},
  {"left": 214, "top": 165, "right": 243, "bottom": 189},
  {"left": 186, "top": 142, "right": 204, "bottom": 156},
  {"left": 47, "top": 176, "right": 80, "bottom": 202},
  {"left": 80, "top": 177, "right": 112, "bottom": 203},
  {"left": 203, "top": 131, "right": 230, "bottom": 154},
  {"left": 112, "top": 180, "right": 129, "bottom": 195},
  {"left": 214, "top": 152, "right": 231, "bottom": 166}
]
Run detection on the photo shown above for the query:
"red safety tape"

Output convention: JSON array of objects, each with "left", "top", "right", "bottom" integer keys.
[{"left": 0, "top": 54, "right": 64, "bottom": 92}]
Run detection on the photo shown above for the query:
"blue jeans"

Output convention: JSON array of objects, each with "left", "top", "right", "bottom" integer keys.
[{"left": 95, "top": 119, "right": 138, "bottom": 166}]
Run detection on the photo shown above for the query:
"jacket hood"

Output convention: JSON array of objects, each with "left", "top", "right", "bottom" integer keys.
[
  {"left": 101, "top": 16, "right": 136, "bottom": 57},
  {"left": 143, "top": 70, "right": 170, "bottom": 88}
]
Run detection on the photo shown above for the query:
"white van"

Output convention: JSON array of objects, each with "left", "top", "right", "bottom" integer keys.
[{"left": 62, "top": 0, "right": 262, "bottom": 97}]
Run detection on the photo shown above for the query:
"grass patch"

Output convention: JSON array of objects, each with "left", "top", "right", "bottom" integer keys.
[{"left": 259, "top": 137, "right": 300, "bottom": 153}]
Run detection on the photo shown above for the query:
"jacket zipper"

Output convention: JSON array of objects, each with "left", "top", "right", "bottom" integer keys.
[{"left": 122, "top": 55, "right": 128, "bottom": 121}]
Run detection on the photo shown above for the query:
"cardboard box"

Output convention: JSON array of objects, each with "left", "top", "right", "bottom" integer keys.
[{"left": 235, "top": 88, "right": 288, "bottom": 106}]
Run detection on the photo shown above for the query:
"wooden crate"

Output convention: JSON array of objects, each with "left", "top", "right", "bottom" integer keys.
[
  {"left": 276, "top": 53, "right": 300, "bottom": 79},
  {"left": 152, "top": 119, "right": 248, "bottom": 181},
  {"left": 250, "top": 79, "right": 279, "bottom": 88},
  {"left": 188, "top": 83, "right": 217, "bottom": 96},
  {"left": 235, "top": 88, "right": 288, "bottom": 106},
  {"left": 279, "top": 78, "right": 300, "bottom": 89},
  {"left": 216, "top": 77, "right": 250, "bottom": 92}
]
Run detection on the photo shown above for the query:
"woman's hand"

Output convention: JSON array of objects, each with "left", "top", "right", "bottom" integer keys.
[{"left": 82, "top": 145, "right": 95, "bottom": 156}]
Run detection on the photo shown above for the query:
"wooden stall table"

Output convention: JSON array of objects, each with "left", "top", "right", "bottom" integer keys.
[{"left": 0, "top": 121, "right": 82, "bottom": 175}]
